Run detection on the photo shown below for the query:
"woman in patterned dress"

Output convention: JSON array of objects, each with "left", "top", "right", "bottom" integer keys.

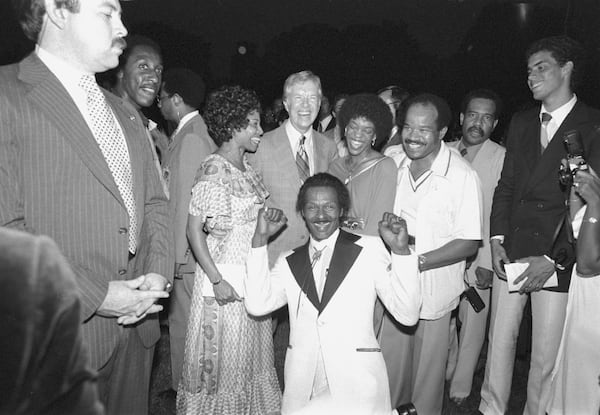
[{"left": 177, "top": 86, "right": 281, "bottom": 415}]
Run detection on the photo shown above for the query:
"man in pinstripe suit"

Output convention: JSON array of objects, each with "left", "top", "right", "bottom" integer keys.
[{"left": 0, "top": 1, "right": 173, "bottom": 414}]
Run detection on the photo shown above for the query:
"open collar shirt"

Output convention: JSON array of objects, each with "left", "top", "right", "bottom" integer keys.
[{"left": 392, "top": 141, "right": 483, "bottom": 319}]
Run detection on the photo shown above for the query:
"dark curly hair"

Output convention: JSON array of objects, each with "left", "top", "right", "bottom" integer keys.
[
  {"left": 203, "top": 85, "right": 261, "bottom": 147},
  {"left": 296, "top": 173, "right": 351, "bottom": 215},
  {"left": 12, "top": 0, "right": 79, "bottom": 42},
  {"left": 338, "top": 93, "right": 393, "bottom": 150},
  {"left": 526, "top": 35, "right": 585, "bottom": 91}
]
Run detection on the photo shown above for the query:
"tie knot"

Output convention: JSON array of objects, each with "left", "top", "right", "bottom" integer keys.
[
  {"left": 541, "top": 112, "right": 552, "bottom": 125},
  {"left": 311, "top": 246, "right": 326, "bottom": 266},
  {"left": 79, "top": 74, "right": 100, "bottom": 95},
  {"left": 460, "top": 147, "right": 468, "bottom": 157},
  {"left": 299, "top": 135, "right": 306, "bottom": 146}
]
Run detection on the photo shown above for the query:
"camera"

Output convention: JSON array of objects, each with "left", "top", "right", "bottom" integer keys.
[{"left": 558, "top": 129, "right": 588, "bottom": 188}]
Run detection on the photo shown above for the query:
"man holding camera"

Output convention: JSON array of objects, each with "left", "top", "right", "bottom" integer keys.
[{"left": 480, "top": 36, "right": 600, "bottom": 415}]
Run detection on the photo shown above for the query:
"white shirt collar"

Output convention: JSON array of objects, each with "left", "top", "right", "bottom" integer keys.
[
  {"left": 320, "top": 114, "right": 333, "bottom": 130},
  {"left": 173, "top": 110, "right": 199, "bottom": 137},
  {"left": 309, "top": 228, "right": 340, "bottom": 253},
  {"left": 285, "top": 119, "right": 313, "bottom": 150},
  {"left": 36, "top": 45, "right": 90, "bottom": 99},
  {"left": 540, "top": 94, "right": 577, "bottom": 126},
  {"left": 399, "top": 140, "right": 451, "bottom": 177}
]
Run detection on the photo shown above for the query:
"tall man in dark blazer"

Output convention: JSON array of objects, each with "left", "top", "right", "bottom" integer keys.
[
  {"left": 0, "top": 1, "right": 173, "bottom": 414},
  {"left": 249, "top": 70, "right": 338, "bottom": 268},
  {"left": 158, "top": 67, "right": 217, "bottom": 391},
  {"left": 480, "top": 36, "right": 600, "bottom": 415}
]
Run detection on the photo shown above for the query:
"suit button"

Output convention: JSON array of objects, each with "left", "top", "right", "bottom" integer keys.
[
  {"left": 118, "top": 269, "right": 127, "bottom": 276},
  {"left": 519, "top": 199, "right": 525, "bottom": 205},
  {"left": 119, "top": 227, "right": 128, "bottom": 234},
  {"left": 514, "top": 227, "right": 520, "bottom": 233},
  {"left": 533, "top": 231, "right": 540, "bottom": 237},
  {"left": 537, "top": 203, "right": 544, "bottom": 209}
]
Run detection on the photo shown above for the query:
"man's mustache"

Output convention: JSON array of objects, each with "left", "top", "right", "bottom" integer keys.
[{"left": 467, "top": 126, "right": 484, "bottom": 136}]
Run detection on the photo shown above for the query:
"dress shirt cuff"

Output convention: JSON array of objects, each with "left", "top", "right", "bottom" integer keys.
[{"left": 490, "top": 235, "right": 504, "bottom": 244}]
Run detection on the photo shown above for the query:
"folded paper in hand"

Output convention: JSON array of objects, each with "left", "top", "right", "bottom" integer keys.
[{"left": 505, "top": 262, "right": 558, "bottom": 292}]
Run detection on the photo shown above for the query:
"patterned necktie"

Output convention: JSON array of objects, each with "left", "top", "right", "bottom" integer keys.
[
  {"left": 79, "top": 75, "right": 138, "bottom": 253},
  {"left": 540, "top": 112, "right": 552, "bottom": 153},
  {"left": 460, "top": 147, "right": 468, "bottom": 158},
  {"left": 296, "top": 135, "right": 310, "bottom": 183}
]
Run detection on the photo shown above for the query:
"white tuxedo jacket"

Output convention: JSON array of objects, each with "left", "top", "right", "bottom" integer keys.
[{"left": 245, "top": 230, "right": 421, "bottom": 414}]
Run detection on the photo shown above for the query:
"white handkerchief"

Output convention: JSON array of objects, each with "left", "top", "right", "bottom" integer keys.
[{"left": 505, "top": 262, "right": 558, "bottom": 292}]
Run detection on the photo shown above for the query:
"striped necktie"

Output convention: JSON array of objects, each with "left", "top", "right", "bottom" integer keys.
[
  {"left": 296, "top": 135, "right": 310, "bottom": 182},
  {"left": 79, "top": 75, "right": 138, "bottom": 253}
]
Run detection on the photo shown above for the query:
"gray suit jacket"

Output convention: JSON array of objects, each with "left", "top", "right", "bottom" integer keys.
[
  {"left": 162, "top": 113, "right": 217, "bottom": 274},
  {"left": 0, "top": 53, "right": 173, "bottom": 368},
  {"left": 248, "top": 123, "right": 337, "bottom": 267}
]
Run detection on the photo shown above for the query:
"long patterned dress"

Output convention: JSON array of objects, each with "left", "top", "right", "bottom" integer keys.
[{"left": 177, "top": 154, "right": 281, "bottom": 415}]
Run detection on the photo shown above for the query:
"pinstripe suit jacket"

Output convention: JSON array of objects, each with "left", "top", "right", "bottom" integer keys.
[
  {"left": 248, "top": 123, "right": 337, "bottom": 267},
  {"left": 162, "top": 113, "right": 216, "bottom": 274},
  {"left": 0, "top": 53, "right": 173, "bottom": 369}
]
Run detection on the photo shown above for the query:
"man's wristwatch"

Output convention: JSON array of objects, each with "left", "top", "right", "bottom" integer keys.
[{"left": 418, "top": 254, "right": 427, "bottom": 271}]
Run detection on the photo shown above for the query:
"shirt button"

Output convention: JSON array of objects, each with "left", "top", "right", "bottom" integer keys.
[
  {"left": 118, "top": 269, "right": 127, "bottom": 276},
  {"left": 119, "top": 227, "right": 128, "bottom": 234},
  {"left": 533, "top": 231, "right": 540, "bottom": 237},
  {"left": 514, "top": 227, "right": 520, "bottom": 232}
]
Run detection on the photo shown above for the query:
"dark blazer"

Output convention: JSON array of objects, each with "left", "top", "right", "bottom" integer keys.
[
  {"left": 491, "top": 101, "right": 600, "bottom": 291},
  {"left": 0, "top": 228, "right": 103, "bottom": 415},
  {"left": 0, "top": 53, "right": 173, "bottom": 368}
]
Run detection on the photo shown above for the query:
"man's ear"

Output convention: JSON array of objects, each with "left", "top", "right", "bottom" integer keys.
[
  {"left": 171, "top": 93, "right": 183, "bottom": 106},
  {"left": 562, "top": 60, "right": 574, "bottom": 79},
  {"left": 459, "top": 113, "right": 464, "bottom": 126},
  {"left": 44, "top": 0, "right": 68, "bottom": 30},
  {"left": 438, "top": 126, "right": 448, "bottom": 140}
]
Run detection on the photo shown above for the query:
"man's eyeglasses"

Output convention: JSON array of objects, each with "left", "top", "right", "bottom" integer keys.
[{"left": 156, "top": 94, "right": 172, "bottom": 107}]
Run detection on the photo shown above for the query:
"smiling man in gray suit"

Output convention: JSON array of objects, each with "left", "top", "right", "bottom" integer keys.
[
  {"left": 249, "top": 70, "right": 338, "bottom": 268},
  {"left": 0, "top": 1, "right": 172, "bottom": 414}
]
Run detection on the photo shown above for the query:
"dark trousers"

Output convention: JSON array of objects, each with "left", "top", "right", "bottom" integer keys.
[{"left": 97, "top": 327, "right": 155, "bottom": 415}]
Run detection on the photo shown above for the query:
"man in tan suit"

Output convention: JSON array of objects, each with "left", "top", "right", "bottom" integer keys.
[
  {"left": 0, "top": 1, "right": 173, "bottom": 413},
  {"left": 249, "top": 70, "right": 338, "bottom": 268},
  {"left": 158, "top": 67, "right": 217, "bottom": 391},
  {"left": 446, "top": 89, "right": 505, "bottom": 405}
]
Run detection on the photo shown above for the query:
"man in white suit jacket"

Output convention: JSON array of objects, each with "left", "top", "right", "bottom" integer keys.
[
  {"left": 244, "top": 173, "right": 421, "bottom": 415},
  {"left": 445, "top": 89, "right": 506, "bottom": 404}
]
